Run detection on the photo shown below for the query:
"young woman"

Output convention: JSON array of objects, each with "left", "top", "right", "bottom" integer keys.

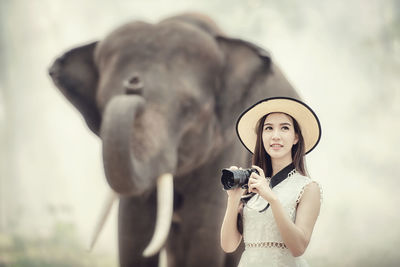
[{"left": 220, "top": 97, "right": 322, "bottom": 267}]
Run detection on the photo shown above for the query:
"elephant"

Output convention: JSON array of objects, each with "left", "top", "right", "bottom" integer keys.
[{"left": 48, "top": 12, "right": 299, "bottom": 267}]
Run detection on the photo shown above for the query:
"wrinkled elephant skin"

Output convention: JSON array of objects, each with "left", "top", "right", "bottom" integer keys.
[{"left": 48, "top": 13, "right": 299, "bottom": 267}]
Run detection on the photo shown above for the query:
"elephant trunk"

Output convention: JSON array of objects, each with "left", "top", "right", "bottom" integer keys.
[
  {"left": 101, "top": 95, "right": 149, "bottom": 195},
  {"left": 100, "top": 95, "right": 175, "bottom": 256}
]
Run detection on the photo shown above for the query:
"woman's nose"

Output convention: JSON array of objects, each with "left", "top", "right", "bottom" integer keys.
[{"left": 272, "top": 130, "right": 281, "bottom": 139}]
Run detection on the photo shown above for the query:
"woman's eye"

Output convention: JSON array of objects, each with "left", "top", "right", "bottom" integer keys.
[
  {"left": 282, "top": 126, "right": 289, "bottom": 131},
  {"left": 264, "top": 126, "right": 272, "bottom": 131}
]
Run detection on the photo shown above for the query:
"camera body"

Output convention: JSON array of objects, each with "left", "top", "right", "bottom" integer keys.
[{"left": 221, "top": 168, "right": 259, "bottom": 190}]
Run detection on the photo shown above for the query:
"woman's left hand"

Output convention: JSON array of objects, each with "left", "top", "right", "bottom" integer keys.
[{"left": 248, "top": 165, "right": 277, "bottom": 203}]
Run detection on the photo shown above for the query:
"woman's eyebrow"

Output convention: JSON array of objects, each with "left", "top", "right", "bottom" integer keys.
[{"left": 264, "top": 122, "right": 292, "bottom": 126}]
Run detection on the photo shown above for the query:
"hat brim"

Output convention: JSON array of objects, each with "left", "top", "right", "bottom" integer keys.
[{"left": 236, "top": 97, "right": 321, "bottom": 154}]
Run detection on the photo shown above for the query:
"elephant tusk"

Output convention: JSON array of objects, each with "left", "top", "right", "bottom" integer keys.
[
  {"left": 88, "top": 190, "right": 119, "bottom": 251},
  {"left": 159, "top": 247, "right": 168, "bottom": 267},
  {"left": 143, "top": 173, "right": 173, "bottom": 257}
]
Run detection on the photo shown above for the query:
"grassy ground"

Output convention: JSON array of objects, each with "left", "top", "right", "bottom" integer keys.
[{"left": 0, "top": 221, "right": 116, "bottom": 267}]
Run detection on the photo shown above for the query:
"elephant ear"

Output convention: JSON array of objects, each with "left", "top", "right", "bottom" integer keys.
[
  {"left": 48, "top": 42, "right": 101, "bottom": 136},
  {"left": 215, "top": 36, "right": 298, "bottom": 120}
]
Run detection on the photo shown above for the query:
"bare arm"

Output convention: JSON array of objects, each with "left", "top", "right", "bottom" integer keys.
[
  {"left": 220, "top": 194, "right": 243, "bottom": 253},
  {"left": 269, "top": 182, "right": 321, "bottom": 257},
  {"left": 220, "top": 166, "right": 245, "bottom": 253},
  {"left": 248, "top": 165, "right": 321, "bottom": 257}
]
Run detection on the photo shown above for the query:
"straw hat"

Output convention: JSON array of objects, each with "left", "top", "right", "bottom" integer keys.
[{"left": 236, "top": 96, "right": 321, "bottom": 154}]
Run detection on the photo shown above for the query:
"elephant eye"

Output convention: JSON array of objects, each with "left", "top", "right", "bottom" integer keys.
[
  {"left": 129, "top": 76, "right": 140, "bottom": 84},
  {"left": 124, "top": 74, "right": 144, "bottom": 95}
]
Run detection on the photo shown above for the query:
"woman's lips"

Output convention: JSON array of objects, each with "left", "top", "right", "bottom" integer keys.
[{"left": 270, "top": 144, "right": 283, "bottom": 150}]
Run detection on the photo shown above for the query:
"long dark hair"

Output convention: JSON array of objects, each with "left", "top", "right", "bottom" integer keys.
[
  {"left": 237, "top": 112, "right": 307, "bottom": 234},
  {"left": 252, "top": 113, "right": 307, "bottom": 177}
]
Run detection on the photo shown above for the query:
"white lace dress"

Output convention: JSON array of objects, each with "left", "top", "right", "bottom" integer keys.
[{"left": 238, "top": 171, "right": 322, "bottom": 267}]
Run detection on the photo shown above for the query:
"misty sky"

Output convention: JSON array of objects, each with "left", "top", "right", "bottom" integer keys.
[{"left": 1, "top": 1, "right": 400, "bottom": 266}]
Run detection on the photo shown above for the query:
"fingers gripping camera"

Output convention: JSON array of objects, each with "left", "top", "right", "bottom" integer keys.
[{"left": 221, "top": 168, "right": 259, "bottom": 190}]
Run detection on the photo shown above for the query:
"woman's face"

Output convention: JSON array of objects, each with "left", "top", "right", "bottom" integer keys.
[{"left": 262, "top": 112, "right": 299, "bottom": 162}]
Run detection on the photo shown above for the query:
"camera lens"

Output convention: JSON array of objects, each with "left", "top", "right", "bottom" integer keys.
[
  {"left": 221, "top": 168, "right": 257, "bottom": 190},
  {"left": 221, "top": 169, "right": 236, "bottom": 190}
]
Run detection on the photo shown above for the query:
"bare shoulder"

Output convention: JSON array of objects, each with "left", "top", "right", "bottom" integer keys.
[
  {"left": 298, "top": 180, "right": 322, "bottom": 207},
  {"left": 304, "top": 181, "right": 321, "bottom": 192}
]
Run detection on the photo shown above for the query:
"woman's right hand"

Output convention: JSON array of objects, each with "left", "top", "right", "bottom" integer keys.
[
  {"left": 225, "top": 166, "right": 247, "bottom": 201},
  {"left": 221, "top": 166, "right": 245, "bottom": 252}
]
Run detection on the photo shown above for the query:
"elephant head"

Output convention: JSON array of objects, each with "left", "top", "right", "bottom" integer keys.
[{"left": 48, "top": 12, "right": 298, "bottom": 265}]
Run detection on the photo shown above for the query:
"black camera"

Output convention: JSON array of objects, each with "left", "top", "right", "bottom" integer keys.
[{"left": 221, "top": 168, "right": 259, "bottom": 190}]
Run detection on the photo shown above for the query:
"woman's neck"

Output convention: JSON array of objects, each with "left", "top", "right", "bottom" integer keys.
[{"left": 271, "top": 158, "right": 293, "bottom": 176}]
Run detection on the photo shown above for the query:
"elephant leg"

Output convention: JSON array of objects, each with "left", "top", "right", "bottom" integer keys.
[
  {"left": 167, "top": 183, "right": 227, "bottom": 267},
  {"left": 170, "top": 144, "right": 248, "bottom": 267},
  {"left": 166, "top": 211, "right": 225, "bottom": 267},
  {"left": 224, "top": 244, "right": 244, "bottom": 267},
  {"left": 183, "top": 222, "right": 226, "bottom": 267},
  {"left": 118, "top": 193, "right": 159, "bottom": 267}
]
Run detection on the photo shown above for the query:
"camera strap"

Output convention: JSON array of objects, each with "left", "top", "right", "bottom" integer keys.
[{"left": 258, "top": 162, "right": 295, "bottom": 213}]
